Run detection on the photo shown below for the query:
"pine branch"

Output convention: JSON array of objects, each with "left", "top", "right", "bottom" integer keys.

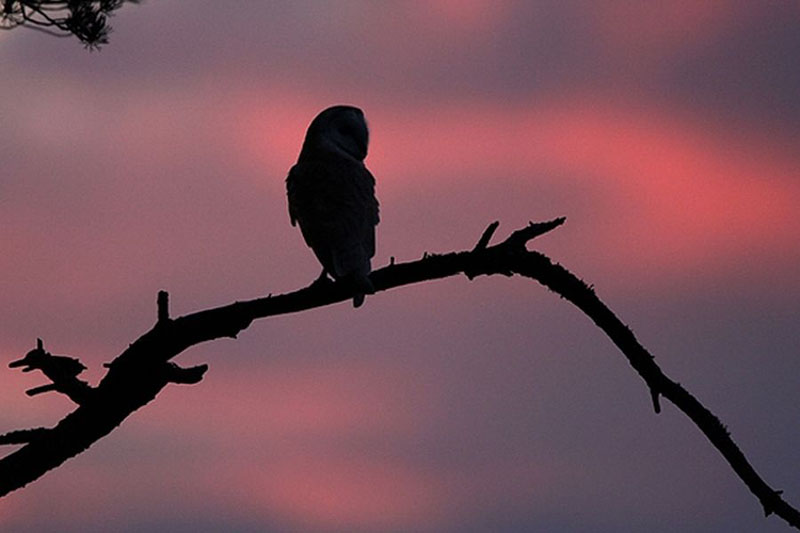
[
  {"left": 1, "top": 0, "right": 137, "bottom": 49},
  {"left": 1, "top": 217, "right": 797, "bottom": 530}
]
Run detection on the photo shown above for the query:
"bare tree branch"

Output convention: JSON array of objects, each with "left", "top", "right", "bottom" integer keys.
[{"left": 1, "top": 217, "right": 798, "bottom": 529}]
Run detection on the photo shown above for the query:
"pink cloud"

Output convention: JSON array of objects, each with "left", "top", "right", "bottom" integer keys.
[
  {"left": 140, "top": 359, "right": 441, "bottom": 446},
  {"left": 241, "top": 456, "right": 450, "bottom": 531},
  {"left": 114, "top": 361, "right": 451, "bottom": 530},
  {"left": 529, "top": 98, "right": 800, "bottom": 281},
  {"left": 237, "top": 92, "right": 800, "bottom": 289},
  {"left": 590, "top": 2, "right": 740, "bottom": 60},
  {"left": 408, "top": 0, "right": 513, "bottom": 37}
]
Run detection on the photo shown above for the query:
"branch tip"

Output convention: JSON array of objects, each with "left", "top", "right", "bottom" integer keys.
[
  {"left": 157, "top": 290, "right": 169, "bottom": 322},
  {"left": 26, "top": 384, "right": 57, "bottom": 397},
  {"left": 165, "top": 362, "right": 208, "bottom": 385},
  {"left": 0, "top": 428, "right": 49, "bottom": 446},
  {"left": 473, "top": 221, "right": 500, "bottom": 251},
  {"left": 650, "top": 388, "right": 661, "bottom": 414},
  {"left": 503, "top": 216, "right": 566, "bottom": 249}
]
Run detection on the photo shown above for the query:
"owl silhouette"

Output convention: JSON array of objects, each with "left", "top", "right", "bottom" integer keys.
[{"left": 286, "top": 106, "right": 380, "bottom": 307}]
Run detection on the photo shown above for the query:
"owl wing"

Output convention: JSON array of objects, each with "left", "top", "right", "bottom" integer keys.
[
  {"left": 358, "top": 166, "right": 380, "bottom": 259},
  {"left": 286, "top": 169, "right": 299, "bottom": 227},
  {"left": 286, "top": 157, "right": 379, "bottom": 278}
]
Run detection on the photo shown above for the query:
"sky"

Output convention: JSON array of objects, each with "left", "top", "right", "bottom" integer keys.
[{"left": 1, "top": 1, "right": 799, "bottom": 531}]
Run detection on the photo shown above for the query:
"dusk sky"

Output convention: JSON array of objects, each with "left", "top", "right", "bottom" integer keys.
[{"left": 2, "top": 2, "right": 800, "bottom": 531}]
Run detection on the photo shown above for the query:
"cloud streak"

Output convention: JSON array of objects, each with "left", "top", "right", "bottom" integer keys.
[{"left": 1, "top": 2, "right": 799, "bottom": 532}]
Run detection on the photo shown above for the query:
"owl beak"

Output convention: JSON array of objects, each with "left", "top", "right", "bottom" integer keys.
[{"left": 354, "top": 138, "right": 368, "bottom": 160}]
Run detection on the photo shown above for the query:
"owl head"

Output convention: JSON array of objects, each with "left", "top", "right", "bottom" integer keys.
[{"left": 300, "top": 105, "right": 369, "bottom": 161}]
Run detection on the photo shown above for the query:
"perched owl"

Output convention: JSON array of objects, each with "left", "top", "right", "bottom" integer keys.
[{"left": 286, "top": 105, "right": 380, "bottom": 307}]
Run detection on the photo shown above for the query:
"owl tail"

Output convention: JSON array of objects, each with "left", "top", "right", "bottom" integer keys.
[
  {"left": 351, "top": 273, "right": 374, "bottom": 308},
  {"left": 331, "top": 246, "right": 374, "bottom": 307}
]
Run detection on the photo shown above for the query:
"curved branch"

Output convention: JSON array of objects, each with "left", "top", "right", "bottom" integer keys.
[
  {"left": 509, "top": 250, "right": 798, "bottom": 526},
  {"left": 1, "top": 218, "right": 797, "bottom": 530}
]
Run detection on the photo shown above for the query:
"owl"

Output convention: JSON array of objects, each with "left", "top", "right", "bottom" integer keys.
[{"left": 286, "top": 106, "right": 380, "bottom": 307}]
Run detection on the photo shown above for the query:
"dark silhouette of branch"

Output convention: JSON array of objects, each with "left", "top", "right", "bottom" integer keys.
[
  {"left": 1, "top": 218, "right": 798, "bottom": 529},
  {"left": 0, "top": 1, "right": 138, "bottom": 49},
  {"left": 8, "top": 338, "right": 93, "bottom": 403}
]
